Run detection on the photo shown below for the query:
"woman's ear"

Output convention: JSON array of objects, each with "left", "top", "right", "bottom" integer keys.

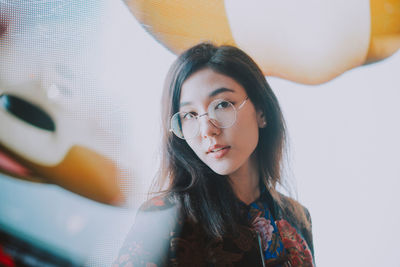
[{"left": 257, "top": 110, "right": 267, "bottom": 128}]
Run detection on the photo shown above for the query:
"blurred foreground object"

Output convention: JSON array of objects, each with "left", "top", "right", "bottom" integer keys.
[
  {"left": 0, "top": 77, "right": 124, "bottom": 206},
  {"left": 0, "top": 229, "right": 79, "bottom": 267},
  {"left": 124, "top": 0, "right": 400, "bottom": 84},
  {"left": 0, "top": 1, "right": 125, "bottom": 206}
]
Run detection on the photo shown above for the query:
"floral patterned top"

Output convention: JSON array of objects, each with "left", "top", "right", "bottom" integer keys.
[{"left": 113, "top": 188, "right": 315, "bottom": 267}]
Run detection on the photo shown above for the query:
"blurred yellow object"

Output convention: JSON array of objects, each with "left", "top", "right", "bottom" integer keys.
[
  {"left": 0, "top": 80, "right": 124, "bottom": 206},
  {"left": 126, "top": 0, "right": 235, "bottom": 54},
  {"left": 0, "top": 144, "right": 124, "bottom": 205},
  {"left": 125, "top": 0, "right": 400, "bottom": 84},
  {"left": 367, "top": 0, "right": 400, "bottom": 62}
]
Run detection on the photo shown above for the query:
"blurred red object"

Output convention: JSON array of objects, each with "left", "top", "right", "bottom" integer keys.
[{"left": 0, "top": 245, "right": 15, "bottom": 267}]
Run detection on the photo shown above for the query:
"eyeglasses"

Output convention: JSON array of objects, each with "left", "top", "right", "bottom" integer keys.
[{"left": 170, "top": 97, "right": 249, "bottom": 139}]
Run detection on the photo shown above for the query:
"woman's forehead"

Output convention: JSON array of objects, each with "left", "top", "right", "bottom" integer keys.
[{"left": 179, "top": 68, "right": 245, "bottom": 104}]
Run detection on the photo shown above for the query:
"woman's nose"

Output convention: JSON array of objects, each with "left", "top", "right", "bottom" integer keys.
[{"left": 198, "top": 115, "right": 221, "bottom": 138}]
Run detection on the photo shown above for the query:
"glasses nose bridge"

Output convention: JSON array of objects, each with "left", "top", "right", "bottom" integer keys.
[
  {"left": 197, "top": 112, "right": 209, "bottom": 120},
  {"left": 197, "top": 112, "right": 213, "bottom": 129},
  {"left": 197, "top": 101, "right": 214, "bottom": 121},
  {"left": 197, "top": 111, "right": 219, "bottom": 136}
]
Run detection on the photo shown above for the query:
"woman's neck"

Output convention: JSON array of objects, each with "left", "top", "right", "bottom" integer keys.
[{"left": 229, "top": 154, "right": 260, "bottom": 205}]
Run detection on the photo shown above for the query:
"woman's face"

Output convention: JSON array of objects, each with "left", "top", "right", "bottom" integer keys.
[{"left": 178, "top": 68, "right": 264, "bottom": 176}]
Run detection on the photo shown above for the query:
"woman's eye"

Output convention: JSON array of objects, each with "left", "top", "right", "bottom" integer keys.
[
  {"left": 215, "top": 101, "right": 232, "bottom": 109},
  {"left": 182, "top": 112, "right": 196, "bottom": 120}
]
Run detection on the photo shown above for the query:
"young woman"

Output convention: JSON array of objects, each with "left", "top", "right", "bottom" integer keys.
[{"left": 113, "top": 43, "right": 315, "bottom": 267}]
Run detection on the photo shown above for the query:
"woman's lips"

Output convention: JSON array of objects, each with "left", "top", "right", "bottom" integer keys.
[{"left": 207, "top": 146, "right": 231, "bottom": 159}]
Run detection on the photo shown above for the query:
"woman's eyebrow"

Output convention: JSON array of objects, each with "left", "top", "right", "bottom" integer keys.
[
  {"left": 209, "top": 87, "right": 235, "bottom": 98},
  {"left": 180, "top": 88, "right": 235, "bottom": 107}
]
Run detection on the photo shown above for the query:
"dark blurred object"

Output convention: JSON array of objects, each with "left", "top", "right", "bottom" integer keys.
[{"left": 0, "top": 229, "right": 80, "bottom": 267}]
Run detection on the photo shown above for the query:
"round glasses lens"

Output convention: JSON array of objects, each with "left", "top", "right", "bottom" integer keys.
[
  {"left": 209, "top": 100, "right": 236, "bottom": 128},
  {"left": 171, "top": 112, "right": 199, "bottom": 139}
]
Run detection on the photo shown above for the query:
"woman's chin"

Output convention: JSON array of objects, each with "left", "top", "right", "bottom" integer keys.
[{"left": 208, "top": 164, "right": 235, "bottom": 176}]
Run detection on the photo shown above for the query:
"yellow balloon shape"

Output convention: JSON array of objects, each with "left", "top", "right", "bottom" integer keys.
[{"left": 124, "top": 0, "right": 400, "bottom": 84}]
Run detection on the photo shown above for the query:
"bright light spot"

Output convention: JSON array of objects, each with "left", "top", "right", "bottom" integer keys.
[
  {"left": 47, "top": 84, "right": 60, "bottom": 100},
  {"left": 66, "top": 215, "right": 86, "bottom": 235}
]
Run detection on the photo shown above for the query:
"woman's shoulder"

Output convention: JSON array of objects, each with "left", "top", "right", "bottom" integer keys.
[
  {"left": 274, "top": 192, "right": 312, "bottom": 237},
  {"left": 276, "top": 192, "right": 312, "bottom": 222},
  {"left": 138, "top": 193, "right": 178, "bottom": 212},
  {"left": 112, "top": 194, "right": 182, "bottom": 267},
  {"left": 274, "top": 192, "right": 315, "bottom": 264},
  {"left": 135, "top": 193, "right": 182, "bottom": 231}
]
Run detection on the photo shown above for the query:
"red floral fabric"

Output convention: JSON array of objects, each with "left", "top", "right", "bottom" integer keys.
[{"left": 276, "top": 220, "right": 314, "bottom": 267}]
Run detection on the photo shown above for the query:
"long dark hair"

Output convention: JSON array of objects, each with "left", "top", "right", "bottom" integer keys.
[{"left": 155, "top": 42, "right": 307, "bottom": 238}]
